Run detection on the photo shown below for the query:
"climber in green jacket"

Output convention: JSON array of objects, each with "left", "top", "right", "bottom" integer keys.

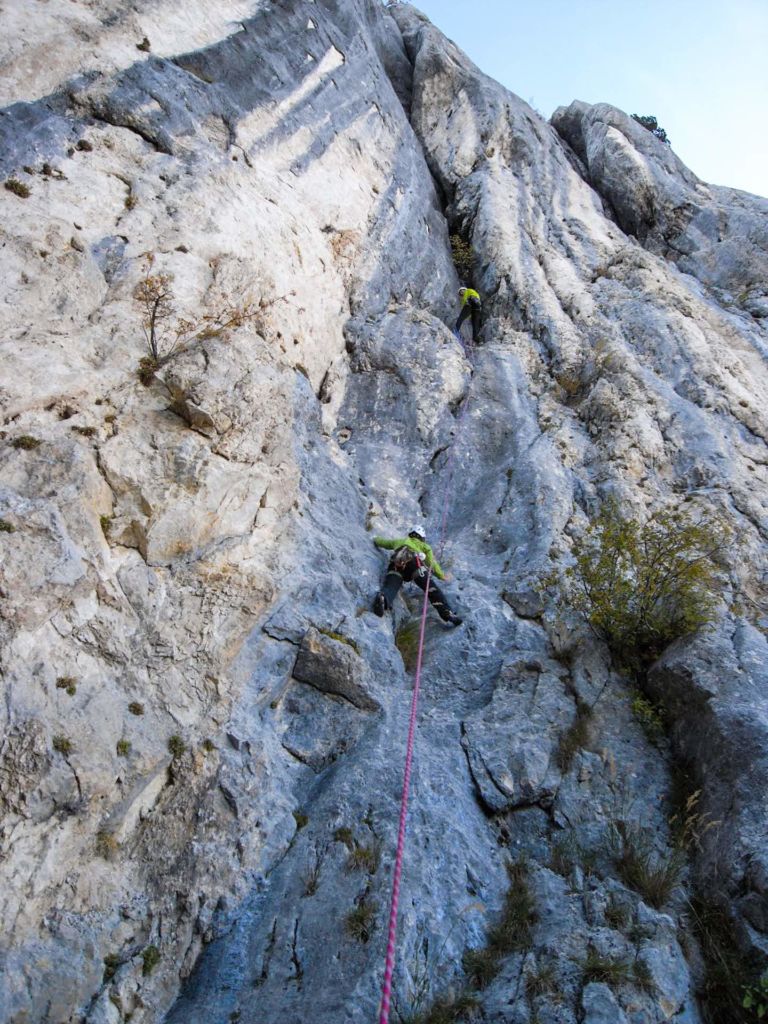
[
  {"left": 456, "top": 286, "right": 481, "bottom": 343},
  {"left": 373, "top": 526, "right": 463, "bottom": 626}
]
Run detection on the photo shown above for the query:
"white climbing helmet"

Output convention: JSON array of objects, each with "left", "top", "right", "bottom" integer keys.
[{"left": 408, "top": 525, "right": 426, "bottom": 541}]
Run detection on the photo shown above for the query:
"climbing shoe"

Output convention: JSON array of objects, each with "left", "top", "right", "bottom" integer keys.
[
  {"left": 373, "top": 593, "right": 387, "bottom": 617},
  {"left": 445, "top": 613, "right": 463, "bottom": 627}
]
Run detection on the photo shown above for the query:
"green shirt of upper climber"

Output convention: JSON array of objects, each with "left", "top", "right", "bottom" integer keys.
[
  {"left": 459, "top": 287, "right": 480, "bottom": 307},
  {"left": 373, "top": 534, "right": 447, "bottom": 580}
]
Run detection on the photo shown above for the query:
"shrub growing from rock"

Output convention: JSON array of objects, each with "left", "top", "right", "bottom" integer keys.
[
  {"left": 133, "top": 253, "right": 257, "bottom": 385},
  {"left": 5, "top": 178, "right": 31, "bottom": 198},
  {"left": 450, "top": 233, "right": 473, "bottom": 282},
  {"left": 566, "top": 501, "right": 728, "bottom": 676},
  {"left": 631, "top": 113, "right": 671, "bottom": 145}
]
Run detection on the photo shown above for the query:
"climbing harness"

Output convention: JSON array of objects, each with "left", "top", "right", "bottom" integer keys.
[{"left": 377, "top": 330, "right": 474, "bottom": 1024}]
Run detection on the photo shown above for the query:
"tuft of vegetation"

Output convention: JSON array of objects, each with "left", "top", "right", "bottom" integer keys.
[
  {"left": 128, "top": 701, "right": 144, "bottom": 716},
  {"left": 631, "top": 114, "right": 671, "bottom": 145},
  {"left": 11, "top": 435, "right": 41, "bottom": 450},
  {"left": 293, "top": 810, "right": 309, "bottom": 830},
  {"left": 525, "top": 961, "right": 560, "bottom": 1000},
  {"left": 116, "top": 739, "right": 131, "bottom": 757},
  {"left": 141, "top": 944, "right": 161, "bottom": 976},
  {"left": 95, "top": 829, "right": 119, "bottom": 859},
  {"left": 555, "top": 698, "right": 593, "bottom": 771},
  {"left": 71, "top": 424, "right": 96, "bottom": 437},
  {"left": 678, "top": 799, "right": 721, "bottom": 857},
  {"left": 605, "top": 893, "right": 632, "bottom": 931},
  {"left": 5, "top": 177, "right": 31, "bottom": 198},
  {"left": 202, "top": 738, "right": 216, "bottom": 753},
  {"left": 333, "top": 826, "right": 355, "bottom": 849},
  {"left": 463, "top": 859, "right": 537, "bottom": 989},
  {"left": 103, "top": 953, "right": 121, "bottom": 982},
  {"left": 405, "top": 990, "right": 478, "bottom": 1024},
  {"left": 303, "top": 853, "right": 322, "bottom": 897},
  {"left": 633, "top": 957, "right": 656, "bottom": 994},
  {"left": 345, "top": 896, "right": 377, "bottom": 943},
  {"left": 317, "top": 627, "right": 359, "bottom": 653},
  {"left": 548, "top": 832, "right": 596, "bottom": 879},
  {"left": 99, "top": 514, "right": 113, "bottom": 538},
  {"left": 449, "top": 234, "right": 474, "bottom": 282},
  {"left": 609, "top": 821, "right": 684, "bottom": 909},
  {"left": 136, "top": 36, "right": 151, "bottom": 52},
  {"left": 395, "top": 619, "right": 422, "bottom": 672},
  {"left": 346, "top": 839, "right": 381, "bottom": 875},
  {"left": 75, "top": 138, "right": 93, "bottom": 152},
  {"left": 133, "top": 253, "right": 257, "bottom": 385},
  {"left": 631, "top": 692, "right": 667, "bottom": 744},
  {"left": 56, "top": 676, "right": 78, "bottom": 696},
  {"left": 53, "top": 734, "right": 73, "bottom": 755},
  {"left": 167, "top": 734, "right": 186, "bottom": 759},
  {"left": 565, "top": 501, "right": 729, "bottom": 677},
  {"left": 582, "top": 947, "right": 632, "bottom": 987},
  {"left": 687, "top": 895, "right": 764, "bottom": 1024},
  {"left": 0, "top": 519, "right": 15, "bottom": 533}
]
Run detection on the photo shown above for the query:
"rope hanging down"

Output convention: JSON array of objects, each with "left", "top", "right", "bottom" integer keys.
[{"left": 377, "top": 331, "right": 474, "bottom": 1024}]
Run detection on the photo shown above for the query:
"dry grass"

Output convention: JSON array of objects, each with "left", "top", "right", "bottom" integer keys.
[
  {"left": 345, "top": 896, "right": 377, "bottom": 943},
  {"left": 610, "top": 822, "right": 684, "bottom": 908}
]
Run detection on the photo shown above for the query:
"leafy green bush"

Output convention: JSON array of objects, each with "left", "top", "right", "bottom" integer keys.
[
  {"left": 631, "top": 692, "right": 666, "bottom": 744},
  {"left": 743, "top": 970, "right": 768, "bottom": 1018},
  {"left": 566, "top": 501, "right": 728, "bottom": 675},
  {"left": 449, "top": 234, "right": 473, "bottom": 282},
  {"left": 631, "top": 114, "right": 671, "bottom": 145}
]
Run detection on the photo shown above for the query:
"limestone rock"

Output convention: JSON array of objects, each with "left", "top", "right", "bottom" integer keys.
[
  {"left": 1, "top": 1, "right": 767, "bottom": 1023},
  {"left": 292, "top": 626, "right": 379, "bottom": 713}
]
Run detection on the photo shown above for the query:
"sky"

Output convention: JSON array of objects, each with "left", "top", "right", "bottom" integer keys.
[{"left": 402, "top": 0, "right": 768, "bottom": 198}]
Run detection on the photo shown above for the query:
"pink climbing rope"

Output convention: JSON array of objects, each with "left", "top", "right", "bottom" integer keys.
[
  {"left": 377, "top": 568, "right": 432, "bottom": 1024},
  {"left": 377, "top": 328, "right": 474, "bottom": 1024}
]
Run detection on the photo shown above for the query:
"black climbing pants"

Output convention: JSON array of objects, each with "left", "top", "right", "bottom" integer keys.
[
  {"left": 455, "top": 299, "right": 481, "bottom": 342},
  {"left": 379, "top": 560, "right": 454, "bottom": 620}
]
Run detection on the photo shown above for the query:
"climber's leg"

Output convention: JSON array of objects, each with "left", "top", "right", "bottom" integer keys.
[
  {"left": 413, "top": 568, "right": 463, "bottom": 626},
  {"left": 374, "top": 570, "right": 404, "bottom": 615},
  {"left": 470, "top": 301, "right": 481, "bottom": 343},
  {"left": 455, "top": 304, "right": 471, "bottom": 334}
]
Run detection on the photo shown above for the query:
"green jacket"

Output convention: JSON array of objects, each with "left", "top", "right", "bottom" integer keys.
[
  {"left": 459, "top": 287, "right": 481, "bottom": 307},
  {"left": 373, "top": 536, "right": 446, "bottom": 580}
]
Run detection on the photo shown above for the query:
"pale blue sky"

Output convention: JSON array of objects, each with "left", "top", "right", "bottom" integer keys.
[{"left": 402, "top": 0, "right": 767, "bottom": 197}]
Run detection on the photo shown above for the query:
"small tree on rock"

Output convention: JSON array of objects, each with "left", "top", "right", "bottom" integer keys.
[
  {"left": 133, "top": 254, "right": 258, "bottom": 385},
  {"left": 631, "top": 114, "right": 671, "bottom": 146},
  {"left": 565, "top": 501, "right": 729, "bottom": 676}
]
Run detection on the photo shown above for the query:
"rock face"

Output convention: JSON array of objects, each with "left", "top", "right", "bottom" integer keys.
[{"left": 0, "top": 2, "right": 766, "bottom": 1024}]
